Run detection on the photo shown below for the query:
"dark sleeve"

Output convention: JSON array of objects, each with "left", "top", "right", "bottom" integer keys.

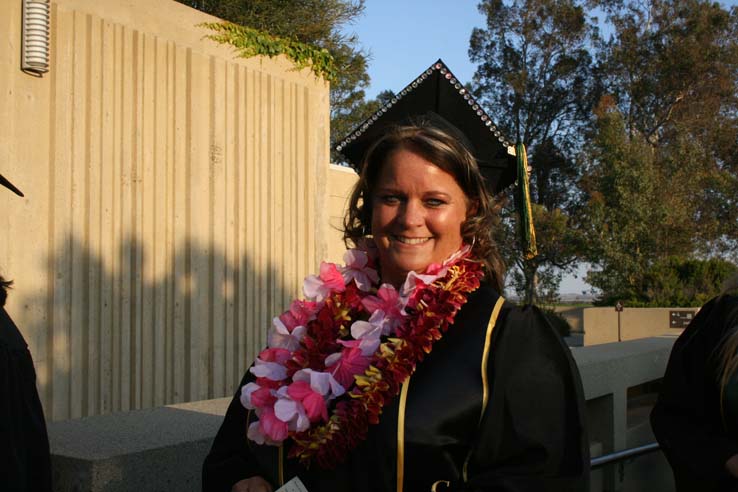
[
  {"left": 465, "top": 304, "right": 589, "bottom": 492},
  {"left": 0, "top": 308, "right": 52, "bottom": 492},
  {"left": 650, "top": 296, "right": 738, "bottom": 490},
  {"left": 202, "top": 368, "right": 271, "bottom": 492}
]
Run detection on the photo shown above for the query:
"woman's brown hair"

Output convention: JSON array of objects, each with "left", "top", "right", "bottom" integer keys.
[{"left": 342, "top": 119, "right": 506, "bottom": 292}]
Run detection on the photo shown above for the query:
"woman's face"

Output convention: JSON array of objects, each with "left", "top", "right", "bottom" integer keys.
[{"left": 371, "top": 147, "right": 470, "bottom": 287}]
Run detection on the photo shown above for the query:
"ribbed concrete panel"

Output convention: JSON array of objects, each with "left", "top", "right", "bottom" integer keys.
[{"left": 0, "top": 0, "right": 329, "bottom": 421}]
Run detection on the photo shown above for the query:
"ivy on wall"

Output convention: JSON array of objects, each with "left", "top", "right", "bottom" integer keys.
[{"left": 201, "top": 22, "right": 337, "bottom": 82}]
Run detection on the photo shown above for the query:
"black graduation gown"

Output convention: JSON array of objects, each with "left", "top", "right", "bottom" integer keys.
[
  {"left": 651, "top": 294, "right": 738, "bottom": 492},
  {"left": 0, "top": 307, "right": 52, "bottom": 492},
  {"left": 202, "top": 283, "right": 589, "bottom": 492}
]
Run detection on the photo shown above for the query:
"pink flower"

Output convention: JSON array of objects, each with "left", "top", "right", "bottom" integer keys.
[
  {"left": 362, "top": 285, "right": 404, "bottom": 333},
  {"left": 240, "top": 382, "right": 276, "bottom": 409},
  {"left": 250, "top": 348, "right": 292, "bottom": 381},
  {"left": 279, "top": 299, "right": 319, "bottom": 329},
  {"left": 259, "top": 407, "right": 289, "bottom": 442},
  {"left": 274, "top": 389, "right": 311, "bottom": 432},
  {"left": 340, "top": 250, "right": 379, "bottom": 291},
  {"left": 258, "top": 348, "right": 292, "bottom": 363},
  {"left": 399, "top": 271, "right": 444, "bottom": 310},
  {"left": 293, "top": 369, "right": 345, "bottom": 399},
  {"left": 303, "top": 262, "right": 346, "bottom": 302},
  {"left": 287, "top": 381, "right": 328, "bottom": 423},
  {"left": 250, "top": 386, "right": 277, "bottom": 408},
  {"left": 326, "top": 345, "right": 371, "bottom": 389},
  {"left": 362, "top": 284, "right": 400, "bottom": 314}
]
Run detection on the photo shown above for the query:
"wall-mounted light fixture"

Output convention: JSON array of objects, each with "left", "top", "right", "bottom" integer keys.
[{"left": 21, "top": 0, "right": 50, "bottom": 76}]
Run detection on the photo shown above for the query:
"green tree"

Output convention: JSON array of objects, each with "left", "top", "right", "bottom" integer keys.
[
  {"left": 637, "top": 257, "right": 737, "bottom": 307},
  {"left": 179, "top": 0, "right": 375, "bottom": 148},
  {"left": 580, "top": 99, "right": 693, "bottom": 300},
  {"left": 500, "top": 203, "right": 584, "bottom": 303},
  {"left": 591, "top": 0, "right": 738, "bottom": 252},
  {"left": 470, "top": 0, "right": 598, "bottom": 302},
  {"left": 581, "top": 0, "right": 738, "bottom": 303}
]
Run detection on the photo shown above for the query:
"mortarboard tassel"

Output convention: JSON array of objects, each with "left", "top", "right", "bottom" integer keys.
[{"left": 516, "top": 143, "right": 537, "bottom": 260}]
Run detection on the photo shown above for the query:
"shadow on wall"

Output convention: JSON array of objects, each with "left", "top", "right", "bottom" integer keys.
[{"left": 17, "top": 231, "right": 294, "bottom": 421}]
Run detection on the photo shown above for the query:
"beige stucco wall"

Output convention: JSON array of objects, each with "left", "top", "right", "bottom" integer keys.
[
  {"left": 583, "top": 307, "right": 696, "bottom": 345},
  {"left": 326, "top": 164, "right": 359, "bottom": 264},
  {"left": 1, "top": 0, "right": 330, "bottom": 420}
]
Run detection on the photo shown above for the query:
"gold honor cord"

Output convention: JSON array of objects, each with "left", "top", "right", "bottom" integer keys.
[
  {"left": 516, "top": 143, "right": 538, "bottom": 260},
  {"left": 463, "top": 296, "right": 506, "bottom": 482},
  {"left": 396, "top": 376, "right": 412, "bottom": 492}
]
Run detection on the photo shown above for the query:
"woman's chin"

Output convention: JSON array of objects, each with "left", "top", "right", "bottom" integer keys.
[{"left": 384, "top": 256, "right": 431, "bottom": 279}]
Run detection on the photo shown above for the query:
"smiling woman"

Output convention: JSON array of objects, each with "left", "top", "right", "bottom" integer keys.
[
  {"left": 343, "top": 116, "right": 505, "bottom": 295},
  {"left": 202, "top": 60, "right": 589, "bottom": 492},
  {"left": 371, "top": 147, "right": 472, "bottom": 287}
]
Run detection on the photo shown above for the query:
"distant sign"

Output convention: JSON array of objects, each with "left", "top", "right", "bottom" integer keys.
[{"left": 670, "top": 310, "right": 696, "bottom": 329}]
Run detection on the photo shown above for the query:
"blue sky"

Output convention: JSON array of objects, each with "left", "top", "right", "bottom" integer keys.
[
  {"left": 350, "top": 0, "right": 738, "bottom": 100},
  {"left": 347, "top": 0, "right": 738, "bottom": 295},
  {"left": 348, "top": 1, "right": 485, "bottom": 100}
]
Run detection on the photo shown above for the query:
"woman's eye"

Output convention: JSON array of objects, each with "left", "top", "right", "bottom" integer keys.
[
  {"left": 379, "top": 195, "right": 401, "bottom": 205},
  {"left": 425, "top": 198, "right": 445, "bottom": 207}
]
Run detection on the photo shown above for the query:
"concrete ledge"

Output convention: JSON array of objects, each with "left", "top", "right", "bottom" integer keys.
[
  {"left": 49, "top": 398, "right": 231, "bottom": 492},
  {"left": 48, "top": 338, "right": 679, "bottom": 492},
  {"left": 572, "top": 336, "right": 675, "bottom": 400}
]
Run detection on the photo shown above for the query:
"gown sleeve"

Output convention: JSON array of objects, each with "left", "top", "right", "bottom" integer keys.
[
  {"left": 463, "top": 304, "right": 589, "bottom": 492},
  {"left": 0, "top": 307, "right": 52, "bottom": 492},
  {"left": 650, "top": 295, "right": 738, "bottom": 490},
  {"left": 202, "top": 369, "right": 272, "bottom": 492}
]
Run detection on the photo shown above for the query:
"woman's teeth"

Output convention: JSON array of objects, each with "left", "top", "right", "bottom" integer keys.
[{"left": 393, "top": 236, "right": 431, "bottom": 245}]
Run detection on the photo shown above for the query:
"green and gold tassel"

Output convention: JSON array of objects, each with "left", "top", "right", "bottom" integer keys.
[{"left": 516, "top": 143, "right": 538, "bottom": 260}]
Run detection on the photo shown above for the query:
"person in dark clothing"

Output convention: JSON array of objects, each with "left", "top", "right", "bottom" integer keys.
[
  {"left": 651, "top": 275, "right": 738, "bottom": 492},
  {"left": 0, "top": 173, "right": 53, "bottom": 492},
  {"left": 202, "top": 60, "right": 589, "bottom": 492}
]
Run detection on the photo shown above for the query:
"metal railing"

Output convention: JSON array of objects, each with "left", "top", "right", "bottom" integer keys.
[{"left": 590, "top": 442, "right": 661, "bottom": 470}]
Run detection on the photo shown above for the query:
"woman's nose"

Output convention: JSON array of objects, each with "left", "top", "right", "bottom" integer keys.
[{"left": 398, "top": 200, "right": 424, "bottom": 228}]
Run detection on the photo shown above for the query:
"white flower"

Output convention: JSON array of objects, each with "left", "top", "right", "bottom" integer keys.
[
  {"left": 340, "top": 249, "right": 379, "bottom": 291},
  {"left": 250, "top": 360, "right": 287, "bottom": 381},
  {"left": 268, "top": 317, "right": 306, "bottom": 351},
  {"left": 239, "top": 382, "right": 262, "bottom": 409},
  {"left": 293, "top": 368, "right": 345, "bottom": 398}
]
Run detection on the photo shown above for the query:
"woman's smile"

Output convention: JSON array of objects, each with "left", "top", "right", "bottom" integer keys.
[
  {"left": 391, "top": 235, "right": 432, "bottom": 245},
  {"left": 371, "top": 147, "right": 470, "bottom": 287}
]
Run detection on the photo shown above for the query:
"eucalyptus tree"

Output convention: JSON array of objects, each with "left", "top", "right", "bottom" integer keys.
[{"left": 470, "top": 0, "right": 599, "bottom": 303}]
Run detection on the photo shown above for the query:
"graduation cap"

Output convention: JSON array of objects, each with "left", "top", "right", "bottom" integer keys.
[
  {"left": 335, "top": 59, "right": 517, "bottom": 194},
  {"left": 335, "top": 59, "right": 537, "bottom": 258},
  {"left": 0, "top": 174, "right": 24, "bottom": 197}
]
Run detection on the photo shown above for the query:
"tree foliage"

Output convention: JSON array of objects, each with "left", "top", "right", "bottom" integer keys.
[
  {"left": 498, "top": 202, "right": 584, "bottom": 303},
  {"left": 596, "top": 256, "right": 737, "bottom": 307},
  {"left": 179, "top": 0, "right": 375, "bottom": 147},
  {"left": 581, "top": 0, "right": 738, "bottom": 302},
  {"left": 470, "top": 0, "right": 598, "bottom": 302}
]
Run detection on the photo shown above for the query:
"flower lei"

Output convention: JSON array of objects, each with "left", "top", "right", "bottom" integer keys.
[{"left": 240, "top": 244, "right": 484, "bottom": 469}]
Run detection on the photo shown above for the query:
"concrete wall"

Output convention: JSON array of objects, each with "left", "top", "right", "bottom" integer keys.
[
  {"left": 583, "top": 307, "right": 696, "bottom": 345},
  {"left": 571, "top": 337, "right": 676, "bottom": 491},
  {"left": 554, "top": 305, "right": 585, "bottom": 333},
  {"left": 47, "top": 337, "right": 678, "bottom": 492},
  {"left": 325, "top": 164, "right": 359, "bottom": 263},
  {"left": 1, "top": 0, "right": 330, "bottom": 420}
]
